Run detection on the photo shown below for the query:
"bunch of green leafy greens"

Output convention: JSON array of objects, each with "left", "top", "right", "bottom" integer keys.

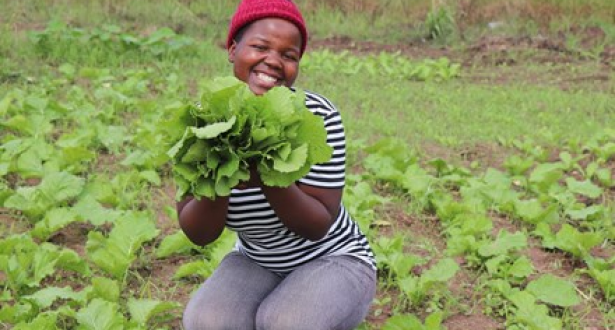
[{"left": 167, "top": 76, "right": 333, "bottom": 200}]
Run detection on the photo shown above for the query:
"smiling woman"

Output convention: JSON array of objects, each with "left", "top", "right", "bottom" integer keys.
[
  {"left": 228, "top": 18, "right": 302, "bottom": 95},
  {"left": 175, "top": 1, "right": 378, "bottom": 330}
]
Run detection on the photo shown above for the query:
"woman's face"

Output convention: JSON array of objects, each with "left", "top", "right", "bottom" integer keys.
[{"left": 228, "top": 18, "right": 302, "bottom": 95}]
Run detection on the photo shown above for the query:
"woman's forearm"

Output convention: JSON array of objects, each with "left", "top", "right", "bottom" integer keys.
[
  {"left": 261, "top": 184, "right": 339, "bottom": 241},
  {"left": 177, "top": 196, "right": 229, "bottom": 246}
]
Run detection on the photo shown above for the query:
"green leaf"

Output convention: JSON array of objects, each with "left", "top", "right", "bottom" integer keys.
[
  {"left": 73, "top": 195, "right": 122, "bottom": 226},
  {"left": 401, "top": 165, "right": 436, "bottom": 197},
  {"left": 180, "top": 139, "right": 209, "bottom": 163},
  {"left": 0, "top": 162, "right": 9, "bottom": 177},
  {"left": 594, "top": 167, "right": 613, "bottom": 187},
  {"left": 565, "top": 204, "right": 605, "bottom": 221},
  {"left": 87, "top": 212, "right": 159, "bottom": 279},
  {"left": 382, "top": 313, "right": 424, "bottom": 330},
  {"left": 167, "top": 129, "right": 192, "bottom": 159},
  {"left": 424, "top": 311, "right": 444, "bottom": 330},
  {"left": 533, "top": 223, "right": 557, "bottom": 249},
  {"left": 565, "top": 178, "right": 603, "bottom": 199},
  {"left": 588, "top": 268, "right": 615, "bottom": 302},
  {"left": 421, "top": 258, "right": 459, "bottom": 283},
  {"left": 388, "top": 252, "right": 422, "bottom": 278},
  {"left": 0, "top": 302, "right": 34, "bottom": 324},
  {"left": 0, "top": 93, "right": 14, "bottom": 116},
  {"left": 12, "top": 311, "right": 59, "bottom": 330},
  {"left": 529, "top": 163, "right": 563, "bottom": 193},
  {"left": 16, "top": 147, "right": 45, "bottom": 177},
  {"left": 272, "top": 144, "right": 308, "bottom": 173},
  {"left": 88, "top": 277, "right": 120, "bottom": 303},
  {"left": 514, "top": 199, "right": 559, "bottom": 224},
  {"left": 38, "top": 171, "right": 85, "bottom": 204},
  {"left": 156, "top": 230, "right": 197, "bottom": 258},
  {"left": 139, "top": 170, "right": 161, "bottom": 186},
  {"left": 478, "top": 230, "right": 527, "bottom": 257},
  {"left": 81, "top": 176, "right": 118, "bottom": 207},
  {"left": 3, "top": 186, "right": 45, "bottom": 218},
  {"left": 190, "top": 115, "right": 237, "bottom": 139},
  {"left": 526, "top": 274, "right": 580, "bottom": 307},
  {"left": 127, "top": 299, "right": 180, "bottom": 326},
  {"left": 263, "top": 84, "right": 296, "bottom": 120},
  {"left": 22, "top": 286, "right": 80, "bottom": 309},
  {"left": 485, "top": 254, "right": 508, "bottom": 275},
  {"left": 508, "top": 256, "right": 534, "bottom": 279},
  {"left": 173, "top": 260, "right": 211, "bottom": 279},
  {"left": 55, "top": 246, "right": 91, "bottom": 276},
  {"left": 96, "top": 125, "right": 128, "bottom": 153},
  {"left": 509, "top": 291, "right": 562, "bottom": 330},
  {"left": 75, "top": 299, "right": 125, "bottom": 330},
  {"left": 504, "top": 154, "right": 534, "bottom": 175},
  {"left": 553, "top": 224, "right": 602, "bottom": 258},
  {"left": 60, "top": 146, "right": 96, "bottom": 171},
  {"left": 32, "top": 244, "right": 64, "bottom": 287},
  {"left": 31, "top": 207, "right": 80, "bottom": 239}
]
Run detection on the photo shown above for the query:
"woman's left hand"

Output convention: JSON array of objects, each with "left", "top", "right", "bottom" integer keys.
[{"left": 235, "top": 163, "right": 261, "bottom": 190}]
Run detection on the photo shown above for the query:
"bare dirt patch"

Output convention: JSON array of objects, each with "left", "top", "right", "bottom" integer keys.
[
  {"left": 444, "top": 313, "right": 503, "bottom": 330},
  {"left": 47, "top": 221, "right": 94, "bottom": 256},
  {"left": 0, "top": 209, "right": 30, "bottom": 236}
]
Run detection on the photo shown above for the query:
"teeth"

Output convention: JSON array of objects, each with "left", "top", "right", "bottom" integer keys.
[{"left": 257, "top": 72, "right": 277, "bottom": 83}]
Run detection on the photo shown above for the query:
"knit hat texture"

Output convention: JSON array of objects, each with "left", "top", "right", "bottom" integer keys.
[{"left": 227, "top": 0, "right": 308, "bottom": 55}]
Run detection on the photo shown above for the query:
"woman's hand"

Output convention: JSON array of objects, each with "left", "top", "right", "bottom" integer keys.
[
  {"left": 235, "top": 163, "right": 262, "bottom": 190},
  {"left": 176, "top": 195, "right": 230, "bottom": 246},
  {"left": 231, "top": 162, "right": 342, "bottom": 241}
]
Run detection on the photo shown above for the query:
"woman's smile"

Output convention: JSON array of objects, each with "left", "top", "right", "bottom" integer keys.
[{"left": 252, "top": 71, "right": 282, "bottom": 89}]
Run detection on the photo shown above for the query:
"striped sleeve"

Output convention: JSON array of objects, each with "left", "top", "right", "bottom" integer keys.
[{"left": 298, "top": 91, "right": 346, "bottom": 189}]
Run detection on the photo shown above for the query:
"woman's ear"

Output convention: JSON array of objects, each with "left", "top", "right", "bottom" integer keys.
[{"left": 228, "top": 41, "right": 237, "bottom": 63}]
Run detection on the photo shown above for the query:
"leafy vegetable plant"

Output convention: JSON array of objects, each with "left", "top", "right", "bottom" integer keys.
[{"left": 167, "top": 76, "right": 333, "bottom": 200}]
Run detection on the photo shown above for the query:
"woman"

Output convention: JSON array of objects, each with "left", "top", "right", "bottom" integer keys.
[{"left": 178, "top": 1, "right": 376, "bottom": 329}]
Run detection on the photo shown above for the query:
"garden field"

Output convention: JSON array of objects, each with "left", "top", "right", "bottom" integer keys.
[{"left": 1, "top": 0, "right": 614, "bottom": 329}]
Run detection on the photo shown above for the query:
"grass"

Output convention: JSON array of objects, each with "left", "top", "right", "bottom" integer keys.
[
  {"left": 3, "top": 1, "right": 613, "bottom": 153},
  {"left": 299, "top": 67, "right": 614, "bottom": 151}
]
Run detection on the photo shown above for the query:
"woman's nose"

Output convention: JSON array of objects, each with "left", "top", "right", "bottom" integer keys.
[{"left": 263, "top": 51, "right": 283, "bottom": 69}]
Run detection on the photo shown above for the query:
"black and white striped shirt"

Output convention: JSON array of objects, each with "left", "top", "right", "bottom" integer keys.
[{"left": 226, "top": 89, "right": 376, "bottom": 274}]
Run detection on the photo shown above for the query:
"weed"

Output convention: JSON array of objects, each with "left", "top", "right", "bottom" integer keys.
[{"left": 424, "top": 1, "right": 457, "bottom": 43}]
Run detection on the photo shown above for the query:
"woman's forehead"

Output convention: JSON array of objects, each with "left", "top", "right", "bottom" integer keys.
[{"left": 243, "top": 18, "right": 302, "bottom": 40}]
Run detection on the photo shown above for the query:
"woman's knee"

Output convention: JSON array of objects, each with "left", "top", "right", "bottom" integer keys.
[
  {"left": 255, "top": 303, "right": 301, "bottom": 330},
  {"left": 183, "top": 304, "right": 253, "bottom": 330},
  {"left": 182, "top": 304, "right": 219, "bottom": 330}
]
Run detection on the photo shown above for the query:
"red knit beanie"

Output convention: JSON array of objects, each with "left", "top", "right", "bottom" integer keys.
[{"left": 227, "top": 0, "right": 308, "bottom": 55}]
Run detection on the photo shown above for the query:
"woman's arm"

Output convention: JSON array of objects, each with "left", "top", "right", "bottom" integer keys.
[
  {"left": 176, "top": 196, "right": 229, "bottom": 246},
  {"left": 262, "top": 183, "right": 342, "bottom": 241},
  {"left": 239, "top": 165, "right": 341, "bottom": 241}
]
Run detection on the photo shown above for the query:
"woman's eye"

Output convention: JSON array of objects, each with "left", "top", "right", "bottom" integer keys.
[
  {"left": 252, "top": 44, "right": 267, "bottom": 51},
  {"left": 283, "top": 53, "right": 298, "bottom": 61}
]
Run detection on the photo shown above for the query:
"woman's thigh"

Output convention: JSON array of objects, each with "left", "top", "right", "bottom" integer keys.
[
  {"left": 255, "top": 255, "right": 377, "bottom": 330},
  {"left": 183, "top": 251, "right": 282, "bottom": 330}
]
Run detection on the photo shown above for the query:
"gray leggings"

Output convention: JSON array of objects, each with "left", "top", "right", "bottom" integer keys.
[{"left": 183, "top": 251, "right": 377, "bottom": 330}]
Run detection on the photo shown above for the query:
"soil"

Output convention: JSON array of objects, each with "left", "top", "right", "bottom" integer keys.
[
  {"left": 444, "top": 314, "right": 502, "bottom": 330},
  {"left": 311, "top": 25, "right": 615, "bottom": 65},
  {"left": 365, "top": 202, "right": 508, "bottom": 329}
]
